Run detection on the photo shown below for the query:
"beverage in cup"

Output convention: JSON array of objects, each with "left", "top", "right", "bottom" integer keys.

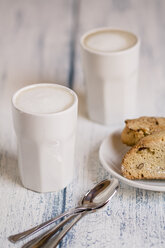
[
  {"left": 12, "top": 83, "right": 78, "bottom": 192},
  {"left": 81, "top": 28, "right": 140, "bottom": 125}
]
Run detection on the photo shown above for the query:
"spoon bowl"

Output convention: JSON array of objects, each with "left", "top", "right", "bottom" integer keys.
[{"left": 82, "top": 178, "right": 118, "bottom": 208}]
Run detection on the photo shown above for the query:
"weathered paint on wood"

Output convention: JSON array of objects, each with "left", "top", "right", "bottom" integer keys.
[{"left": 0, "top": 0, "right": 165, "bottom": 247}]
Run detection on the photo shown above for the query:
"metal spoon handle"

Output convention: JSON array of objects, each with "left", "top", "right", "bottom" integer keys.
[
  {"left": 43, "top": 179, "right": 119, "bottom": 248},
  {"left": 9, "top": 206, "right": 87, "bottom": 243},
  {"left": 43, "top": 213, "right": 86, "bottom": 248},
  {"left": 21, "top": 214, "right": 77, "bottom": 248}
]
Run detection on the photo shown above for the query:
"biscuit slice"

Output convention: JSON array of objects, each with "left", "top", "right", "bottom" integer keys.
[
  {"left": 121, "top": 116, "right": 165, "bottom": 146},
  {"left": 121, "top": 131, "right": 165, "bottom": 179}
]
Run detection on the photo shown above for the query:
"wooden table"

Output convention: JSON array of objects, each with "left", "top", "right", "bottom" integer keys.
[{"left": 1, "top": 1, "right": 165, "bottom": 247}]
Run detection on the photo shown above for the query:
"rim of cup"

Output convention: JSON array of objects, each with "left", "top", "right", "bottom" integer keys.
[
  {"left": 80, "top": 27, "right": 140, "bottom": 56},
  {"left": 12, "top": 83, "right": 78, "bottom": 117}
]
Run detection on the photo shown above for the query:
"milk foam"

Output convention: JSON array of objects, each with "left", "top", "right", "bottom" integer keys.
[
  {"left": 84, "top": 30, "right": 137, "bottom": 52},
  {"left": 15, "top": 85, "right": 74, "bottom": 114}
]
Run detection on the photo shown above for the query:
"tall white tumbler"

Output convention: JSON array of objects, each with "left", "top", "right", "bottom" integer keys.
[
  {"left": 12, "top": 83, "right": 78, "bottom": 193},
  {"left": 81, "top": 28, "right": 140, "bottom": 125}
]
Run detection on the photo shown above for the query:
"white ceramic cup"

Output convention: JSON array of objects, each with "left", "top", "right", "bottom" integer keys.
[
  {"left": 12, "top": 83, "right": 78, "bottom": 193},
  {"left": 80, "top": 28, "right": 140, "bottom": 125}
]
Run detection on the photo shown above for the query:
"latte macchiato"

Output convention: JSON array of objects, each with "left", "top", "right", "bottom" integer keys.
[
  {"left": 84, "top": 29, "right": 137, "bottom": 53},
  {"left": 12, "top": 83, "right": 78, "bottom": 192},
  {"left": 81, "top": 28, "right": 140, "bottom": 125},
  {"left": 14, "top": 84, "right": 75, "bottom": 115}
]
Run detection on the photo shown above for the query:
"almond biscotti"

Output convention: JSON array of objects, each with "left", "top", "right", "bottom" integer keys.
[
  {"left": 121, "top": 131, "right": 165, "bottom": 179},
  {"left": 121, "top": 116, "right": 165, "bottom": 146}
]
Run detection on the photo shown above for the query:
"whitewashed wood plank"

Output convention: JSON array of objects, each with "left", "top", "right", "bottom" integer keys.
[
  {"left": 62, "top": 0, "right": 165, "bottom": 247},
  {"left": 1, "top": 0, "right": 165, "bottom": 248},
  {"left": 0, "top": 0, "right": 74, "bottom": 247}
]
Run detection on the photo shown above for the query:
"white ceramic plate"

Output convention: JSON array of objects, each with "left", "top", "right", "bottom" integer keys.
[{"left": 99, "top": 129, "right": 165, "bottom": 192}]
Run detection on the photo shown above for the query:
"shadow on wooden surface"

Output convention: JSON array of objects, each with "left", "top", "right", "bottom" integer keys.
[
  {"left": 0, "top": 151, "right": 22, "bottom": 188},
  {"left": 111, "top": 130, "right": 122, "bottom": 154},
  {"left": 76, "top": 90, "right": 88, "bottom": 119},
  {"left": 87, "top": 144, "right": 109, "bottom": 184}
]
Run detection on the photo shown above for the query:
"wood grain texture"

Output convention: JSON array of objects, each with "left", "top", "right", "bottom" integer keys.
[
  {"left": 0, "top": 0, "right": 165, "bottom": 248},
  {"left": 0, "top": 0, "right": 74, "bottom": 247}
]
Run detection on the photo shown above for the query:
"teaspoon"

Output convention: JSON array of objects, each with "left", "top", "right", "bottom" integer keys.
[{"left": 22, "top": 178, "right": 119, "bottom": 248}]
